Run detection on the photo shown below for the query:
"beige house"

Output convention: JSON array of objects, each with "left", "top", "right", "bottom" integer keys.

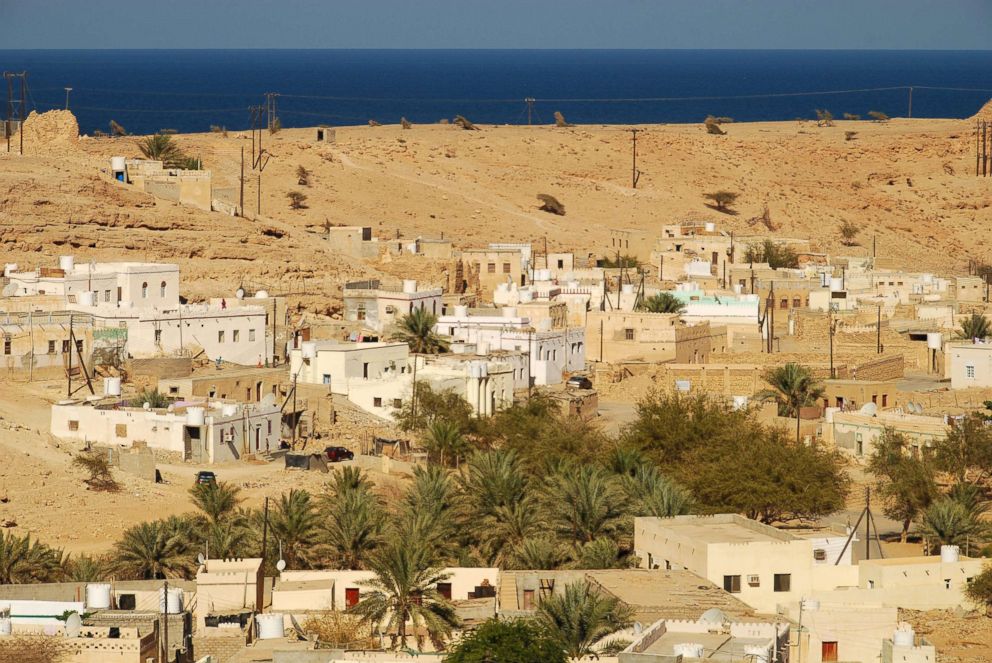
[
  {"left": 825, "top": 410, "right": 947, "bottom": 459},
  {"left": 948, "top": 341, "right": 992, "bottom": 389},
  {"left": 634, "top": 514, "right": 859, "bottom": 613},
  {"left": 460, "top": 248, "right": 526, "bottom": 300},
  {"left": 158, "top": 366, "right": 286, "bottom": 402},
  {"left": 0, "top": 312, "right": 95, "bottom": 380},
  {"left": 327, "top": 225, "right": 379, "bottom": 259},
  {"left": 2, "top": 624, "right": 159, "bottom": 663},
  {"left": 120, "top": 158, "right": 212, "bottom": 212},
  {"left": 194, "top": 558, "right": 264, "bottom": 631},
  {"left": 607, "top": 228, "right": 654, "bottom": 263},
  {"left": 586, "top": 311, "right": 724, "bottom": 363}
]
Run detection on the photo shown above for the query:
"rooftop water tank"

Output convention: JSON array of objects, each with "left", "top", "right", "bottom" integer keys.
[
  {"left": 927, "top": 333, "right": 943, "bottom": 349},
  {"left": 110, "top": 156, "right": 126, "bottom": 172},
  {"left": 403, "top": 279, "right": 418, "bottom": 294},
  {"left": 254, "top": 290, "right": 269, "bottom": 299},
  {"left": 3, "top": 264, "right": 17, "bottom": 277},
  {"left": 704, "top": 222, "right": 716, "bottom": 232},
  {"left": 454, "top": 305, "right": 468, "bottom": 317},
  {"left": 744, "top": 644, "right": 770, "bottom": 663},
  {"left": 186, "top": 407, "right": 205, "bottom": 427},
  {"left": 502, "top": 307, "right": 517, "bottom": 318},
  {"left": 301, "top": 342, "right": 317, "bottom": 359},
  {"left": 59, "top": 255, "right": 75, "bottom": 272},
  {"left": 733, "top": 284, "right": 743, "bottom": 295},
  {"left": 78, "top": 291, "right": 97, "bottom": 307},
  {"left": 940, "top": 544, "right": 959, "bottom": 563},
  {"left": 732, "top": 396, "right": 749, "bottom": 410},
  {"left": 477, "top": 341, "right": 490, "bottom": 355},
  {"left": 893, "top": 624, "right": 915, "bottom": 647},
  {"left": 221, "top": 404, "right": 239, "bottom": 417},
  {"left": 103, "top": 377, "right": 122, "bottom": 397},
  {"left": 86, "top": 583, "right": 112, "bottom": 610},
  {"left": 673, "top": 643, "right": 704, "bottom": 659},
  {"left": 830, "top": 277, "right": 844, "bottom": 292},
  {"left": 255, "top": 613, "right": 284, "bottom": 640},
  {"left": 159, "top": 587, "right": 183, "bottom": 614}
]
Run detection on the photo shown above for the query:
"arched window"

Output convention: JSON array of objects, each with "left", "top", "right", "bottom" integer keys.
[
  {"left": 141, "top": 282, "right": 148, "bottom": 299},
  {"left": 160, "top": 281, "right": 167, "bottom": 297}
]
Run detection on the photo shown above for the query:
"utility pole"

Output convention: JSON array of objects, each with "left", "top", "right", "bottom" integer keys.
[
  {"left": 291, "top": 372, "right": 298, "bottom": 448},
  {"left": 877, "top": 305, "right": 882, "bottom": 354},
  {"left": 907, "top": 87, "right": 913, "bottom": 119},
  {"left": 829, "top": 307, "right": 836, "bottom": 379},
  {"left": 525, "top": 97, "right": 535, "bottom": 126},
  {"left": 67, "top": 313, "right": 73, "bottom": 398},
  {"left": 629, "top": 128, "right": 642, "bottom": 188},
  {"left": 64, "top": 87, "right": 72, "bottom": 110},
  {"left": 264, "top": 92, "right": 279, "bottom": 131},
  {"left": 239, "top": 146, "right": 245, "bottom": 216},
  {"left": 163, "top": 579, "right": 170, "bottom": 663},
  {"left": 4, "top": 71, "right": 28, "bottom": 155},
  {"left": 260, "top": 497, "right": 270, "bottom": 564}
]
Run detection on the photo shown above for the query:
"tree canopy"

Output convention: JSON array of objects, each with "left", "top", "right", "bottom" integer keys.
[{"left": 444, "top": 618, "right": 567, "bottom": 663}]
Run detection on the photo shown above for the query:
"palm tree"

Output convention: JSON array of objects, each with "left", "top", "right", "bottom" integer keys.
[
  {"left": 189, "top": 481, "right": 243, "bottom": 524},
  {"left": 959, "top": 313, "right": 991, "bottom": 340},
  {"left": 421, "top": 420, "right": 470, "bottom": 467},
  {"left": 111, "top": 518, "right": 197, "bottom": 580},
  {"left": 318, "top": 486, "right": 386, "bottom": 570},
  {"left": 542, "top": 465, "right": 629, "bottom": 545},
  {"left": 64, "top": 554, "right": 107, "bottom": 582},
  {"left": 351, "top": 540, "right": 459, "bottom": 650},
  {"left": 505, "top": 536, "right": 565, "bottom": 570},
  {"left": 639, "top": 292, "right": 686, "bottom": 314},
  {"left": 477, "top": 497, "right": 546, "bottom": 567},
  {"left": 389, "top": 308, "right": 449, "bottom": 354},
  {"left": 328, "top": 466, "right": 375, "bottom": 498},
  {"left": 204, "top": 520, "right": 253, "bottom": 560},
  {"left": 267, "top": 489, "right": 320, "bottom": 569},
  {"left": 400, "top": 466, "right": 459, "bottom": 564},
  {"left": 536, "top": 580, "right": 634, "bottom": 658},
  {"left": 0, "top": 531, "right": 64, "bottom": 584},
  {"left": 917, "top": 497, "right": 989, "bottom": 550},
  {"left": 571, "top": 538, "right": 631, "bottom": 570},
  {"left": 136, "top": 134, "right": 187, "bottom": 168},
  {"left": 623, "top": 466, "right": 694, "bottom": 518},
  {"left": 758, "top": 362, "right": 825, "bottom": 444}
]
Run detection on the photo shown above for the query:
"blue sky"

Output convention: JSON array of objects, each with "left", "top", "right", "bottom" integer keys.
[{"left": 2, "top": 0, "right": 989, "bottom": 50}]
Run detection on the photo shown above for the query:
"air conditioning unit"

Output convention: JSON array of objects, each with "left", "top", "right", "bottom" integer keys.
[
  {"left": 747, "top": 575, "right": 760, "bottom": 587},
  {"left": 813, "top": 549, "right": 827, "bottom": 561},
  {"left": 385, "top": 305, "right": 396, "bottom": 314}
]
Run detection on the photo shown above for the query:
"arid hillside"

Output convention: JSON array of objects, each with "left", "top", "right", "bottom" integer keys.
[{"left": 2, "top": 109, "right": 991, "bottom": 305}]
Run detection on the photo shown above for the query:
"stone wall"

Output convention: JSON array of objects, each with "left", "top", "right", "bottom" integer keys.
[
  {"left": 128, "top": 357, "right": 193, "bottom": 388},
  {"left": 192, "top": 633, "right": 246, "bottom": 663},
  {"left": 851, "top": 354, "right": 905, "bottom": 381}
]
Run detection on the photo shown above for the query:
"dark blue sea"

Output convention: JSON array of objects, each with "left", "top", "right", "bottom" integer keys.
[{"left": 1, "top": 50, "right": 991, "bottom": 135}]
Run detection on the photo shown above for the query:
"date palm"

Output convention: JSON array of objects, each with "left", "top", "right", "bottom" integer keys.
[
  {"left": 917, "top": 497, "right": 988, "bottom": 550},
  {"left": 536, "top": 580, "right": 634, "bottom": 658},
  {"left": 136, "top": 133, "right": 186, "bottom": 168},
  {"left": 959, "top": 313, "right": 991, "bottom": 340},
  {"left": 389, "top": 308, "right": 449, "bottom": 354},
  {"left": 64, "top": 554, "right": 107, "bottom": 582},
  {"left": 318, "top": 486, "right": 386, "bottom": 570},
  {"left": 640, "top": 292, "right": 686, "bottom": 314},
  {"left": 267, "top": 489, "right": 320, "bottom": 569},
  {"left": 421, "top": 420, "right": 471, "bottom": 467},
  {"left": 111, "top": 517, "right": 197, "bottom": 580},
  {"left": 505, "top": 536, "right": 565, "bottom": 570},
  {"left": 0, "top": 531, "right": 64, "bottom": 584},
  {"left": 190, "top": 481, "right": 243, "bottom": 524},
  {"left": 351, "top": 539, "right": 459, "bottom": 650},
  {"left": 758, "top": 362, "right": 824, "bottom": 444},
  {"left": 623, "top": 465, "right": 694, "bottom": 518},
  {"left": 542, "top": 465, "right": 629, "bottom": 545}
]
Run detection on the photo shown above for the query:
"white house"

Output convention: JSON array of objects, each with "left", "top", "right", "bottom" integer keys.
[
  {"left": 435, "top": 305, "right": 585, "bottom": 385},
  {"left": 288, "top": 341, "right": 411, "bottom": 394},
  {"left": 51, "top": 395, "right": 282, "bottom": 462},
  {"left": 5, "top": 257, "right": 179, "bottom": 309},
  {"left": 343, "top": 279, "right": 444, "bottom": 333}
]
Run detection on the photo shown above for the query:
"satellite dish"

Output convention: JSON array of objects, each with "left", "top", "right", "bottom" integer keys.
[
  {"left": 633, "top": 621, "right": 644, "bottom": 635},
  {"left": 236, "top": 287, "right": 246, "bottom": 300},
  {"left": 197, "top": 553, "right": 206, "bottom": 565},
  {"left": 276, "top": 559, "right": 287, "bottom": 572},
  {"left": 859, "top": 402, "right": 878, "bottom": 417},
  {"left": 142, "top": 402, "right": 150, "bottom": 410},
  {"left": 65, "top": 612, "right": 81, "bottom": 638},
  {"left": 913, "top": 402, "right": 924, "bottom": 414}
]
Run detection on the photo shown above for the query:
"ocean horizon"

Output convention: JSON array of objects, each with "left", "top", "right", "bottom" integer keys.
[{"left": 2, "top": 49, "right": 991, "bottom": 134}]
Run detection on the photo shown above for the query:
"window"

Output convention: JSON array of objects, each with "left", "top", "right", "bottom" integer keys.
[
  {"left": 141, "top": 282, "right": 148, "bottom": 298},
  {"left": 393, "top": 398, "right": 402, "bottom": 408},
  {"left": 487, "top": 262, "right": 496, "bottom": 273},
  {"left": 154, "top": 329, "right": 162, "bottom": 343},
  {"left": 160, "top": 281, "right": 167, "bottom": 297},
  {"left": 821, "top": 641, "right": 838, "bottom": 662},
  {"left": 793, "top": 297, "right": 801, "bottom": 308},
  {"left": 966, "top": 365, "right": 976, "bottom": 379},
  {"left": 249, "top": 329, "right": 256, "bottom": 342},
  {"left": 436, "top": 582, "right": 452, "bottom": 600},
  {"left": 76, "top": 339, "right": 83, "bottom": 353},
  {"left": 233, "top": 330, "right": 240, "bottom": 342},
  {"left": 3, "top": 338, "right": 10, "bottom": 355},
  {"left": 357, "top": 303, "right": 366, "bottom": 321},
  {"left": 624, "top": 328, "right": 635, "bottom": 341},
  {"left": 557, "top": 259, "right": 564, "bottom": 269},
  {"left": 882, "top": 394, "right": 888, "bottom": 407},
  {"left": 773, "top": 573, "right": 791, "bottom": 592},
  {"left": 104, "top": 289, "right": 111, "bottom": 302},
  {"left": 115, "top": 424, "right": 127, "bottom": 438},
  {"left": 723, "top": 575, "right": 741, "bottom": 593},
  {"left": 813, "top": 549, "right": 827, "bottom": 561},
  {"left": 48, "top": 340, "right": 56, "bottom": 354},
  {"left": 68, "top": 420, "right": 79, "bottom": 431},
  {"left": 218, "top": 330, "right": 225, "bottom": 343},
  {"left": 374, "top": 397, "right": 383, "bottom": 407},
  {"left": 502, "top": 262, "right": 511, "bottom": 273},
  {"left": 780, "top": 298, "right": 788, "bottom": 309},
  {"left": 944, "top": 578, "right": 951, "bottom": 589},
  {"left": 267, "top": 420, "right": 272, "bottom": 435},
  {"left": 169, "top": 386, "right": 179, "bottom": 394}
]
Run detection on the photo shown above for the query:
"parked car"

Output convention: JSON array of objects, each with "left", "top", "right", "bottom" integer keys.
[
  {"left": 566, "top": 375, "right": 593, "bottom": 390},
  {"left": 195, "top": 471, "right": 217, "bottom": 485},
  {"left": 324, "top": 446, "right": 355, "bottom": 462}
]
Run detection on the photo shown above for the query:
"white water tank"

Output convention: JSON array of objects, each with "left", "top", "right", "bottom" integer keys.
[
  {"left": 3, "top": 264, "right": 16, "bottom": 277},
  {"left": 732, "top": 396, "right": 749, "bottom": 410},
  {"left": 254, "top": 290, "right": 269, "bottom": 299},
  {"left": 830, "top": 277, "right": 844, "bottom": 292},
  {"left": 159, "top": 588, "right": 183, "bottom": 614},
  {"left": 477, "top": 341, "right": 490, "bottom": 355},
  {"left": 454, "top": 305, "right": 468, "bottom": 317},
  {"left": 502, "top": 307, "right": 517, "bottom": 318},
  {"left": 110, "top": 156, "right": 126, "bottom": 172},
  {"left": 704, "top": 222, "right": 716, "bottom": 232},
  {"left": 86, "top": 583, "right": 112, "bottom": 610},
  {"left": 402, "top": 279, "right": 417, "bottom": 294},
  {"left": 0, "top": 617, "right": 10, "bottom": 637},
  {"left": 673, "top": 643, "right": 704, "bottom": 658},
  {"left": 824, "top": 407, "right": 839, "bottom": 423},
  {"left": 103, "top": 377, "right": 122, "bottom": 397},
  {"left": 78, "top": 291, "right": 96, "bottom": 307},
  {"left": 59, "top": 255, "right": 75, "bottom": 272},
  {"left": 940, "top": 544, "right": 959, "bottom": 563},
  {"left": 733, "top": 284, "right": 743, "bottom": 295},
  {"left": 927, "top": 333, "right": 943, "bottom": 350},
  {"left": 301, "top": 342, "right": 317, "bottom": 359},
  {"left": 255, "top": 613, "right": 284, "bottom": 640},
  {"left": 221, "top": 403, "right": 239, "bottom": 417},
  {"left": 186, "top": 407, "right": 205, "bottom": 426},
  {"left": 893, "top": 624, "right": 915, "bottom": 647}
]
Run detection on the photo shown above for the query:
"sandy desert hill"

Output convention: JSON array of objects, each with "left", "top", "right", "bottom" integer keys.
[{"left": 3, "top": 107, "right": 991, "bottom": 309}]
